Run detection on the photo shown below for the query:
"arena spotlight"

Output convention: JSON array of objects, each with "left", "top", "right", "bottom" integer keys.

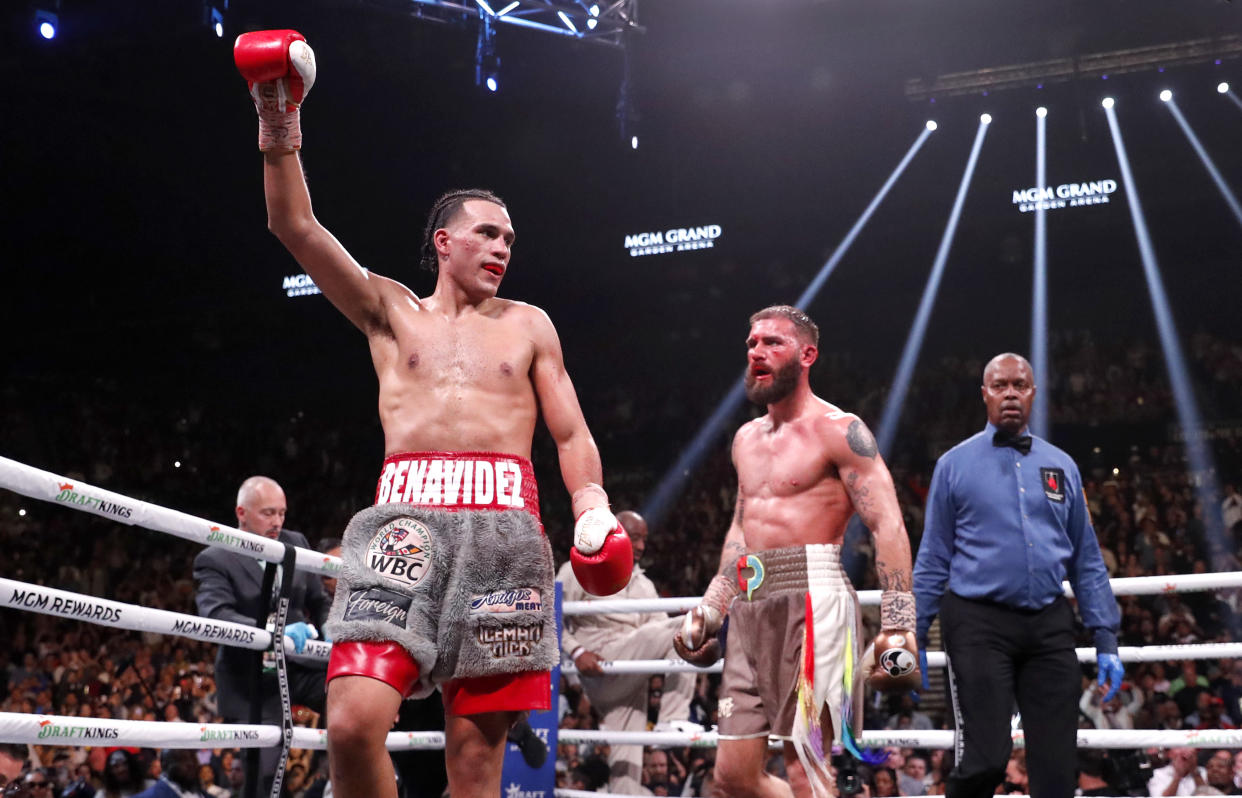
[
  {"left": 1035, "top": 106, "right": 1047, "bottom": 118},
  {"left": 1219, "top": 82, "right": 1230, "bottom": 94},
  {"left": 1163, "top": 96, "right": 1242, "bottom": 230},
  {"left": 496, "top": 1, "right": 519, "bottom": 14},
  {"left": 201, "top": 3, "right": 224, "bottom": 38},
  {"left": 980, "top": 113, "right": 992, "bottom": 124},
  {"left": 631, "top": 135, "right": 638, "bottom": 149},
  {"left": 1160, "top": 89, "right": 1173, "bottom": 103},
  {"left": 925, "top": 120, "right": 938, "bottom": 131},
  {"left": 587, "top": 3, "right": 600, "bottom": 30},
  {"left": 1030, "top": 104, "right": 1049, "bottom": 436},
  {"left": 875, "top": 116, "right": 991, "bottom": 457},
  {"left": 35, "top": 9, "right": 58, "bottom": 40},
  {"left": 1104, "top": 100, "right": 1226, "bottom": 556},
  {"left": 641, "top": 122, "right": 935, "bottom": 529},
  {"left": 475, "top": 16, "right": 500, "bottom": 93},
  {"left": 557, "top": 10, "right": 578, "bottom": 33},
  {"left": 18, "top": 509, "right": 26, "bottom": 517},
  {"left": 1101, "top": 96, "right": 1115, "bottom": 109}
]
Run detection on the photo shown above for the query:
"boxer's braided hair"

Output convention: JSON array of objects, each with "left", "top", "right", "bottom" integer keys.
[{"left": 419, "top": 188, "right": 508, "bottom": 273}]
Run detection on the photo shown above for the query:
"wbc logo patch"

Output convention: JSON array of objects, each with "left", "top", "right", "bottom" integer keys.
[
  {"left": 366, "top": 517, "right": 434, "bottom": 590},
  {"left": 1040, "top": 467, "right": 1067, "bottom": 503}
]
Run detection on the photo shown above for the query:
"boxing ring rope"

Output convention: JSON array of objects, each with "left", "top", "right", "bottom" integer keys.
[
  {"left": 0, "top": 577, "right": 332, "bottom": 665},
  {"left": 561, "top": 642, "right": 1242, "bottom": 676},
  {"left": 4, "top": 711, "right": 1242, "bottom": 752},
  {"left": 563, "top": 570, "right": 1242, "bottom": 617},
  {"left": 0, "top": 456, "right": 342, "bottom": 577},
  {"left": 5, "top": 450, "right": 1242, "bottom": 783}
]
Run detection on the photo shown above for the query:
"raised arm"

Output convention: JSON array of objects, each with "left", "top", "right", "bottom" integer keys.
[
  {"left": 235, "top": 30, "right": 388, "bottom": 333},
  {"left": 263, "top": 152, "right": 387, "bottom": 332}
]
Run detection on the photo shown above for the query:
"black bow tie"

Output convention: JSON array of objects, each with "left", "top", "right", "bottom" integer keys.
[{"left": 993, "top": 431, "right": 1032, "bottom": 455}]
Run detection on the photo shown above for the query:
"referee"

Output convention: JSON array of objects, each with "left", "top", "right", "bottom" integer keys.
[{"left": 913, "top": 352, "right": 1123, "bottom": 798}]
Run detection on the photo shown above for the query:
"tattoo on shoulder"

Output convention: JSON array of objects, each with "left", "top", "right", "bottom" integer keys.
[{"left": 846, "top": 419, "right": 878, "bottom": 459}]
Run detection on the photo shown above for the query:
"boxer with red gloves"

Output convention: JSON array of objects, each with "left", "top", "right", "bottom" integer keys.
[
  {"left": 684, "top": 306, "right": 919, "bottom": 798},
  {"left": 234, "top": 30, "right": 622, "bottom": 798}
]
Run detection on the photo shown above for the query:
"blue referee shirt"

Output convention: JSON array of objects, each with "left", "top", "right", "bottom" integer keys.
[{"left": 913, "top": 423, "right": 1120, "bottom": 654}]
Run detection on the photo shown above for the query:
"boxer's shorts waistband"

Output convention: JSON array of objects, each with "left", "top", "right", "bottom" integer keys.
[
  {"left": 736, "top": 543, "right": 848, "bottom": 600},
  {"left": 374, "top": 451, "right": 541, "bottom": 524}
]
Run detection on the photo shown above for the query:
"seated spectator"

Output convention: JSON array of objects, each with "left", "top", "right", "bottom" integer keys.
[
  {"left": 1204, "top": 750, "right": 1242, "bottom": 795},
  {"left": 867, "top": 766, "right": 898, "bottom": 798},
  {"left": 1147, "top": 747, "right": 1206, "bottom": 796}
]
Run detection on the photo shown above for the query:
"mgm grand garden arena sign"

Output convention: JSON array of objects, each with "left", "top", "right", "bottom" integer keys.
[
  {"left": 624, "top": 224, "right": 723, "bottom": 257},
  {"left": 1012, "top": 179, "right": 1118, "bottom": 213}
]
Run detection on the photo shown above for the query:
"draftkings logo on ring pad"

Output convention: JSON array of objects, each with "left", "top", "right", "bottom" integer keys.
[
  {"left": 53, "top": 482, "right": 134, "bottom": 520},
  {"left": 366, "top": 518, "right": 434, "bottom": 590}
]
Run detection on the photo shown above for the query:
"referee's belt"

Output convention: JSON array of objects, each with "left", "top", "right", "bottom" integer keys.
[{"left": 735, "top": 543, "right": 849, "bottom": 602}]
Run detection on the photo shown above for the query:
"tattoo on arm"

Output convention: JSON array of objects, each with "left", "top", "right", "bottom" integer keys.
[
  {"left": 845, "top": 471, "right": 876, "bottom": 526},
  {"left": 846, "top": 419, "right": 878, "bottom": 459},
  {"left": 718, "top": 493, "right": 746, "bottom": 575},
  {"left": 719, "top": 540, "right": 746, "bottom": 575},
  {"left": 875, "top": 559, "right": 912, "bottom": 592}
]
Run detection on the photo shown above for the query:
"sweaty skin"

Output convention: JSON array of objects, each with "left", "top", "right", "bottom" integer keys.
[
  {"left": 261, "top": 149, "right": 602, "bottom": 798},
  {"left": 717, "top": 318, "right": 911, "bottom": 595},
  {"left": 263, "top": 151, "right": 600, "bottom": 489},
  {"left": 710, "top": 315, "right": 914, "bottom": 798}
]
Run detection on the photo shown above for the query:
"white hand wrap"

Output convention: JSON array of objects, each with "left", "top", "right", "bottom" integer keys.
[
  {"left": 573, "top": 507, "right": 617, "bottom": 555},
  {"left": 571, "top": 483, "right": 609, "bottom": 519},
  {"left": 880, "top": 590, "right": 916, "bottom": 631}
]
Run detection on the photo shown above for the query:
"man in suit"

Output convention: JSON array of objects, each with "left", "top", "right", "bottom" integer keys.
[{"left": 193, "top": 475, "right": 329, "bottom": 787}]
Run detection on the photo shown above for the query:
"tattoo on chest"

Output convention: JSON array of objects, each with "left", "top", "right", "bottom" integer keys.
[{"left": 846, "top": 419, "right": 878, "bottom": 459}]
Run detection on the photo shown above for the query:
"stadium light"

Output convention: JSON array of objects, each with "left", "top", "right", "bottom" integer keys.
[
  {"left": 980, "top": 113, "right": 992, "bottom": 124},
  {"left": 925, "top": 120, "right": 938, "bottom": 131},
  {"left": 642, "top": 122, "right": 936, "bottom": 529},
  {"left": 1036, "top": 106, "right": 1047, "bottom": 118},
  {"left": 1159, "top": 89, "right": 1173, "bottom": 103},
  {"left": 35, "top": 9, "right": 58, "bottom": 40},
  {"left": 1102, "top": 97, "right": 1115, "bottom": 109}
]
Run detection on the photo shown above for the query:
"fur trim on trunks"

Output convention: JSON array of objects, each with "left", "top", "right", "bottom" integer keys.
[{"left": 325, "top": 502, "right": 555, "bottom": 700}]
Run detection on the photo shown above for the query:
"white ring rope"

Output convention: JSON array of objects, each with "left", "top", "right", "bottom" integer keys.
[
  {"left": 7, "top": 453, "right": 1242, "bottom": 763},
  {"left": 5, "top": 712, "right": 1238, "bottom": 753},
  {"left": 561, "top": 642, "right": 1242, "bottom": 676},
  {"left": 0, "top": 713, "right": 443, "bottom": 751},
  {"left": 560, "top": 727, "right": 1242, "bottom": 750},
  {"left": 0, "top": 576, "right": 331, "bottom": 665},
  {"left": 0, "top": 456, "right": 342, "bottom": 577},
  {"left": 565, "top": 572, "right": 1242, "bottom": 616}
]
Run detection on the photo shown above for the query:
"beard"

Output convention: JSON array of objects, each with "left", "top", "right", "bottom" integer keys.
[{"left": 745, "top": 360, "right": 800, "bottom": 405}]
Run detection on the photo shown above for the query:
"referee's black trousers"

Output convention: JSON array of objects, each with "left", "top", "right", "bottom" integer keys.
[{"left": 941, "top": 592, "right": 1081, "bottom": 798}]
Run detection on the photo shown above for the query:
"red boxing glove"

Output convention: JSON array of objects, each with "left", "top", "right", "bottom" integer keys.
[
  {"left": 863, "top": 630, "right": 921, "bottom": 693},
  {"left": 234, "top": 29, "right": 317, "bottom": 151},
  {"left": 570, "top": 508, "right": 633, "bottom": 596}
]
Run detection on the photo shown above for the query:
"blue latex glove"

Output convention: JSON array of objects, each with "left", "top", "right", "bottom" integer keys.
[
  {"left": 919, "top": 649, "right": 930, "bottom": 692},
  {"left": 1097, "top": 652, "right": 1124, "bottom": 701},
  {"left": 284, "top": 622, "right": 315, "bottom": 654}
]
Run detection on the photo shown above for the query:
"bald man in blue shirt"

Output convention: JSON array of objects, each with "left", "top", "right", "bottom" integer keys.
[{"left": 913, "top": 353, "right": 1123, "bottom": 798}]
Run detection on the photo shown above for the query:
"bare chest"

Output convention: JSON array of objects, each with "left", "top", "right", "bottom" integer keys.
[
  {"left": 385, "top": 313, "right": 534, "bottom": 389},
  {"left": 736, "top": 426, "right": 837, "bottom": 499}
]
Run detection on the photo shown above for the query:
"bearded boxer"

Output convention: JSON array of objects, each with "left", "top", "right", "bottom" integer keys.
[
  {"left": 233, "top": 30, "right": 632, "bottom": 798},
  {"left": 674, "top": 305, "right": 919, "bottom": 798}
]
